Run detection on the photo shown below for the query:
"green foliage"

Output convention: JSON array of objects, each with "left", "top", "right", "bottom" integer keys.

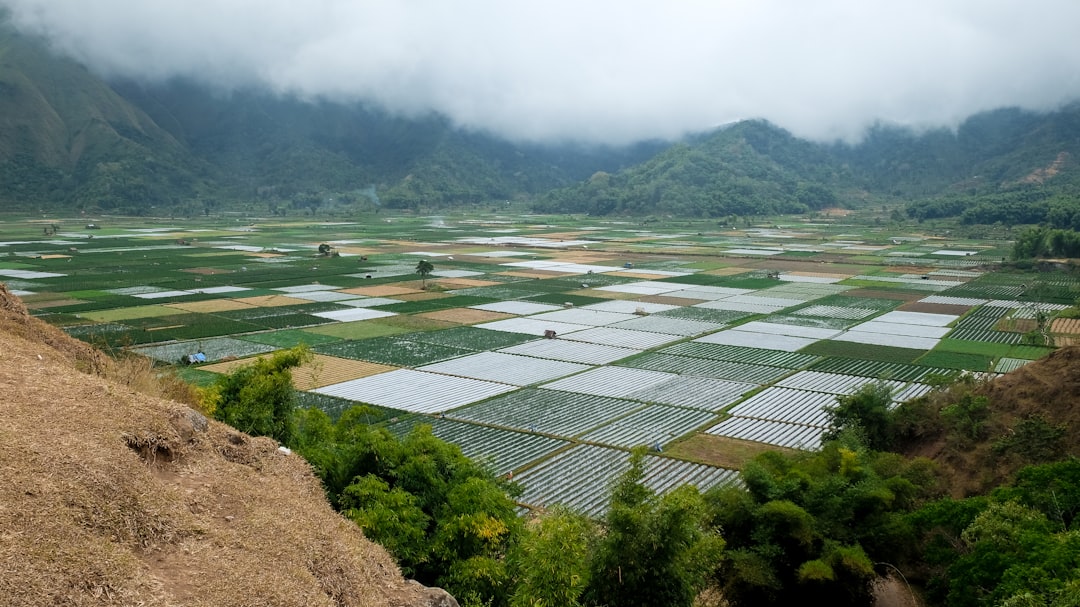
[
  {"left": 909, "top": 460, "right": 1080, "bottom": 606},
  {"left": 993, "top": 414, "right": 1069, "bottom": 464},
  {"left": 708, "top": 444, "right": 939, "bottom": 607},
  {"left": 584, "top": 449, "right": 725, "bottom": 607},
  {"left": 941, "top": 393, "right": 991, "bottom": 442},
  {"left": 1013, "top": 227, "right": 1080, "bottom": 260},
  {"left": 204, "top": 345, "right": 312, "bottom": 444},
  {"left": 291, "top": 411, "right": 521, "bottom": 604},
  {"left": 823, "top": 382, "right": 896, "bottom": 450},
  {"left": 416, "top": 259, "right": 435, "bottom": 287},
  {"left": 508, "top": 507, "right": 596, "bottom": 607}
]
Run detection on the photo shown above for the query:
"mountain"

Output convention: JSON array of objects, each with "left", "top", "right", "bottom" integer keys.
[
  {"left": 0, "top": 25, "right": 210, "bottom": 213},
  {"left": 3, "top": 18, "right": 1080, "bottom": 219},
  {"left": 537, "top": 109, "right": 1080, "bottom": 218},
  {"left": 0, "top": 283, "right": 457, "bottom": 607}
]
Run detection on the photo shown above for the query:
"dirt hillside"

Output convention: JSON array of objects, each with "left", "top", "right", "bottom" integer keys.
[
  {"left": 0, "top": 283, "right": 457, "bottom": 607},
  {"left": 899, "top": 345, "right": 1080, "bottom": 496}
]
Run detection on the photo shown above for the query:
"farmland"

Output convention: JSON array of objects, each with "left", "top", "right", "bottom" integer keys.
[{"left": 3, "top": 211, "right": 1078, "bottom": 517}]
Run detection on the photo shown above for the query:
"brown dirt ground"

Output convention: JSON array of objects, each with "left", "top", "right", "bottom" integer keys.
[
  {"left": 395, "top": 291, "right": 453, "bottom": 301},
  {"left": 995, "top": 317, "right": 1037, "bottom": 333},
  {"left": 899, "top": 346, "right": 1080, "bottom": 497},
  {"left": 231, "top": 294, "right": 312, "bottom": 307},
  {"left": 181, "top": 267, "right": 233, "bottom": 275},
  {"left": 665, "top": 434, "right": 795, "bottom": 470},
  {"left": 702, "top": 266, "right": 755, "bottom": 276},
  {"left": 166, "top": 299, "right": 258, "bottom": 313},
  {"left": 607, "top": 271, "right": 674, "bottom": 279},
  {"left": 202, "top": 354, "right": 396, "bottom": 390},
  {"left": 18, "top": 296, "right": 88, "bottom": 309},
  {"left": 0, "top": 283, "right": 455, "bottom": 607},
  {"left": 568, "top": 288, "right": 638, "bottom": 300},
  {"left": 1052, "top": 318, "right": 1080, "bottom": 335},
  {"left": 416, "top": 308, "right": 514, "bottom": 325},
  {"left": 897, "top": 302, "right": 973, "bottom": 315}
]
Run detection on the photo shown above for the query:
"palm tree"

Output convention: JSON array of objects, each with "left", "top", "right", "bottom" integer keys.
[{"left": 415, "top": 259, "right": 434, "bottom": 289}]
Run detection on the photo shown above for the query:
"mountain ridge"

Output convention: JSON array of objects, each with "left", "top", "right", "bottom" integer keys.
[{"left": 2, "top": 23, "right": 1080, "bottom": 219}]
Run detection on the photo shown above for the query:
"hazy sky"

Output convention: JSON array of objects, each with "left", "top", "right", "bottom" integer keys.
[{"left": 5, "top": 0, "right": 1080, "bottom": 145}]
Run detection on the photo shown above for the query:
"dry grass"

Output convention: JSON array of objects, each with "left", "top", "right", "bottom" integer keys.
[
  {"left": 665, "top": 433, "right": 793, "bottom": 470},
  {"left": 416, "top": 308, "right": 514, "bottom": 325},
  {"left": 0, "top": 284, "right": 453, "bottom": 606}
]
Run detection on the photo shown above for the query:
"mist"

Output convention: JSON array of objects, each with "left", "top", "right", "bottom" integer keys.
[{"left": 4, "top": 0, "right": 1080, "bottom": 145}]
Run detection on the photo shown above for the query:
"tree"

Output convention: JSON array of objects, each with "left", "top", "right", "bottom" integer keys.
[
  {"left": 203, "top": 345, "right": 312, "bottom": 444},
  {"left": 584, "top": 448, "right": 725, "bottom": 607},
  {"left": 508, "top": 506, "right": 596, "bottom": 607},
  {"left": 416, "top": 259, "right": 434, "bottom": 288},
  {"left": 823, "top": 381, "right": 896, "bottom": 450}
]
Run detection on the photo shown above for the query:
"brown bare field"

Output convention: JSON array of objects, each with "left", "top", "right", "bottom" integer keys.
[
  {"left": 416, "top": 308, "right": 514, "bottom": 325},
  {"left": 231, "top": 294, "right": 312, "bottom": 307},
  {"left": 898, "top": 302, "right": 973, "bottom": 315},
  {"left": 608, "top": 271, "right": 674, "bottom": 279},
  {"left": 568, "top": 288, "right": 638, "bottom": 299},
  {"left": 338, "top": 285, "right": 422, "bottom": 297},
  {"left": 166, "top": 299, "right": 258, "bottom": 313},
  {"left": 432, "top": 277, "right": 499, "bottom": 288},
  {"left": 200, "top": 354, "right": 395, "bottom": 390},
  {"left": 995, "top": 317, "right": 1037, "bottom": 333},
  {"left": 1052, "top": 318, "right": 1080, "bottom": 335},
  {"left": 182, "top": 267, "right": 233, "bottom": 275},
  {"left": 665, "top": 433, "right": 794, "bottom": 469},
  {"left": 18, "top": 297, "right": 86, "bottom": 309},
  {"left": 395, "top": 291, "right": 453, "bottom": 301},
  {"left": 703, "top": 266, "right": 754, "bottom": 276},
  {"left": 39, "top": 254, "right": 71, "bottom": 259}
]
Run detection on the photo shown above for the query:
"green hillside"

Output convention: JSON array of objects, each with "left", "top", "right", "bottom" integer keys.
[{"left": 2, "top": 17, "right": 1080, "bottom": 220}]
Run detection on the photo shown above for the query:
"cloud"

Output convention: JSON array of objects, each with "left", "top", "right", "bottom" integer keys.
[{"left": 5, "top": 0, "right": 1080, "bottom": 144}]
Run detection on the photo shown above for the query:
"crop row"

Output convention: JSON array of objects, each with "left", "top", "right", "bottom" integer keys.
[{"left": 514, "top": 444, "right": 738, "bottom": 517}]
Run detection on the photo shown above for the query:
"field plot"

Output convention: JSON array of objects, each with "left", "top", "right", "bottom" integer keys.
[
  {"left": 627, "top": 375, "right": 756, "bottom": 410},
  {"left": 132, "top": 337, "right": 277, "bottom": 363},
  {"left": 542, "top": 366, "right": 678, "bottom": 398},
  {"left": 660, "top": 341, "right": 820, "bottom": 367},
  {"left": 695, "top": 329, "right": 820, "bottom": 351},
  {"left": 809, "top": 357, "right": 956, "bottom": 382},
  {"left": 560, "top": 326, "right": 686, "bottom": 349},
  {"left": 497, "top": 339, "right": 641, "bottom": 364},
  {"left": 618, "top": 352, "right": 791, "bottom": 384},
  {"left": 386, "top": 417, "right": 568, "bottom": 475},
  {"left": 607, "top": 314, "right": 726, "bottom": 336},
  {"left": 514, "top": 444, "right": 738, "bottom": 516},
  {"left": 707, "top": 417, "right": 825, "bottom": 450},
  {"left": 475, "top": 317, "right": 592, "bottom": 336},
  {"left": 528, "top": 308, "right": 638, "bottom": 326},
  {"left": 314, "top": 336, "right": 474, "bottom": 367},
  {"left": 726, "top": 387, "right": 836, "bottom": 428},
  {"left": 449, "top": 388, "right": 646, "bottom": 437},
  {"left": 776, "top": 371, "right": 907, "bottom": 396},
  {"left": 403, "top": 326, "right": 540, "bottom": 351},
  {"left": 313, "top": 369, "right": 517, "bottom": 413},
  {"left": 418, "top": 351, "right": 591, "bottom": 385},
  {"left": 579, "top": 405, "right": 717, "bottom": 448}
]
